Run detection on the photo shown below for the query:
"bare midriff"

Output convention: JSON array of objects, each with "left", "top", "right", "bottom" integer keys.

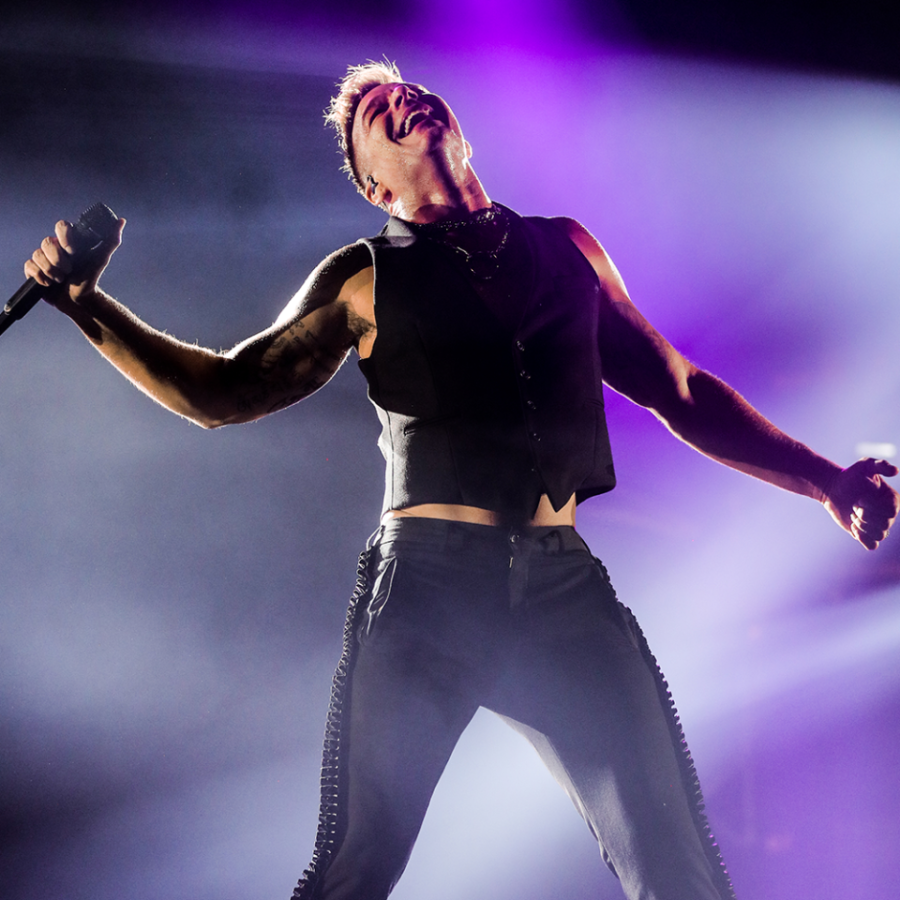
[{"left": 381, "top": 493, "right": 576, "bottom": 528}]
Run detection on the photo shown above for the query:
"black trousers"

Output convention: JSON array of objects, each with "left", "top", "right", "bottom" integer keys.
[{"left": 293, "top": 518, "right": 735, "bottom": 900}]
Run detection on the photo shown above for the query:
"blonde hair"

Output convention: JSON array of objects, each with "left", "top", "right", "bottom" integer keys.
[{"left": 325, "top": 60, "right": 404, "bottom": 192}]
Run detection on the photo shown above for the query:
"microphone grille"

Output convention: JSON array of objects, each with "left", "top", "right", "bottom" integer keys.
[{"left": 74, "top": 202, "right": 119, "bottom": 248}]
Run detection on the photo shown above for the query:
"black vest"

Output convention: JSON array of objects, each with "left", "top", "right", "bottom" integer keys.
[{"left": 358, "top": 205, "right": 616, "bottom": 520}]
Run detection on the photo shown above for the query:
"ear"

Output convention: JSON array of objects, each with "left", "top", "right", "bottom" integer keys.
[
  {"left": 365, "top": 175, "right": 393, "bottom": 212},
  {"left": 364, "top": 174, "right": 384, "bottom": 207}
]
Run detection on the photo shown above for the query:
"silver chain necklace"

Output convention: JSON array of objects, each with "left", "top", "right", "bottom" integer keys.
[{"left": 414, "top": 205, "right": 510, "bottom": 280}]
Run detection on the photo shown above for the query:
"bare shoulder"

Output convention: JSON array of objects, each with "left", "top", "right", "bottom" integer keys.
[
  {"left": 548, "top": 216, "right": 631, "bottom": 303},
  {"left": 225, "top": 241, "right": 374, "bottom": 370},
  {"left": 274, "top": 242, "right": 373, "bottom": 327}
]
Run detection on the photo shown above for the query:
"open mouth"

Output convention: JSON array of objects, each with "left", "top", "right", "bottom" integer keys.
[{"left": 399, "top": 108, "right": 433, "bottom": 138}]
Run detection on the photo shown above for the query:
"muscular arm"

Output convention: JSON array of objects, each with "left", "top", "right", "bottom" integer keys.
[
  {"left": 25, "top": 218, "right": 375, "bottom": 428},
  {"left": 555, "top": 216, "right": 899, "bottom": 549}
]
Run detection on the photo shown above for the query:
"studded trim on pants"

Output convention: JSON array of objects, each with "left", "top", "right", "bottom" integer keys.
[
  {"left": 599, "top": 553, "right": 736, "bottom": 900},
  {"left": 291, "top": 530, "right": 737, "bottom": 900},
  {"left": 291, "top": 548, "right": 373, "bottom": 900}
]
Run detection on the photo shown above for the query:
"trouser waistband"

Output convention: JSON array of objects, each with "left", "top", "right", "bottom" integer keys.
[
  {"left": 367, "top": 516, "right": 591, "bottom": 556},
  {"left": 367, "top": 517, "right": 593, "bottom": 610}
]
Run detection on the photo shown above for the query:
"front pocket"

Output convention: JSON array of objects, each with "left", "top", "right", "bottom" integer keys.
[
  {"left": 360, "top": 556, "right": 398, "bottom": 641},
  {"left": 401, "top": 412, "right": 462, "bottom": 435}
]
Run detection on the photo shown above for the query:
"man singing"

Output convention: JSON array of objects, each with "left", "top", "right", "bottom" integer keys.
[{"left": 25, "top": 61, "right": 898, "bottom": 900}]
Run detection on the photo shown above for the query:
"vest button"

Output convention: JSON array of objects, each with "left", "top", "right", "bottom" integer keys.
[
  {"left": 531, "top": 432, "right": 541, "bottom": 441},
  {"left": 519, "top": 370, "right": 530, "bottom": 379},
  {"left": 516, "top": 340, "right": 525, "bottom": 351},
  {"left": 526, "top": 400, "right": 537, "bottom": 410}
]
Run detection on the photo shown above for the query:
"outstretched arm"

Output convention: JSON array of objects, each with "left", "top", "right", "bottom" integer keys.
[
  {"left": 24, "top": 218, "right": 375, "bottom": 428},
  {"left": 557, "top": 217, "right": 899, "bottom": 550}
]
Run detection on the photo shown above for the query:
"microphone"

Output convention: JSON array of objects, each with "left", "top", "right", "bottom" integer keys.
[{"left": 0, "top": 202, "right": 119, "bottom": 338}]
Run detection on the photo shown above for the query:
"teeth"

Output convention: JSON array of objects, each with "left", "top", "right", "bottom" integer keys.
[{"left": 401, "top": 109, "right": 425, "bottom": 138}]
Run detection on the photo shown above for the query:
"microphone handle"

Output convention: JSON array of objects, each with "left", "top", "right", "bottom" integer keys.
[{"left": 0, "top": 279, "right": 44, "bottom": 337}]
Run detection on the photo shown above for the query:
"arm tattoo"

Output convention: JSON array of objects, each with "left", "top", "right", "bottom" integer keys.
[
  {"left": 230, "top": 243, "right": 370, "bottom": 418},
  {"left": 233, "top": 316, "right": 349, "bottom": 415}
]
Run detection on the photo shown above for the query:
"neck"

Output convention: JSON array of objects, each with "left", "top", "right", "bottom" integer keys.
[{"left": 390, "top": 163, "right": 491, "bottom": 224}]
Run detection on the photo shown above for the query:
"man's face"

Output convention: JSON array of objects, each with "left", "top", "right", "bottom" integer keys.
[{"left": 350, "top": 82, "right": 470, "bottom": 206}]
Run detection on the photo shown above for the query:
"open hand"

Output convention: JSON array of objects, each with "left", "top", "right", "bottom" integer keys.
[{"left": 823, "top": 458, "right": 899, "bottom": 550}]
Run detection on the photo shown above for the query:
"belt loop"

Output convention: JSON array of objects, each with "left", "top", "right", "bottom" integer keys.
[
  {"left": 366, "top": 524, "right": 386, "bottom": 551},
  {"left": 539, "top": 528, "right": 562, "bottom": 554}
]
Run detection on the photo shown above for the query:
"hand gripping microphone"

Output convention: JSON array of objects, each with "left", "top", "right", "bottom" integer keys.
[{"left": 0, "top": 202, "right": 119, "bottom": 338}]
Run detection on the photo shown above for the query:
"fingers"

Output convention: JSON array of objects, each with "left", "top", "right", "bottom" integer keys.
[
  {"left": 850, "top": 503, "right": 893, "bottom": 550},
  {"left": 94, "top": 216, "right": 127, "bottom": 265},
  {"left": 23, "top": 216, "right": 125, "bottom": 295},
  {"left": 845, "top": 456, "right": 899, "bottom": 480},
  {"left": 72, "top": 216, "right": 127, "bottom": 275},
  {"left": 850, "top": 461, "right": 900, "bottom": 550},
  {"left": 55, "top": 218, "right": 79, "bottom": 256},
  {"left": 828, "top": 457, "right": 900, "bottom": 550},
  {"left": 869, "top": 458, "right": 900, "bottom": 478},
  {"left": 25, "top": 222, "right": 74, "bottom": 286}
]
